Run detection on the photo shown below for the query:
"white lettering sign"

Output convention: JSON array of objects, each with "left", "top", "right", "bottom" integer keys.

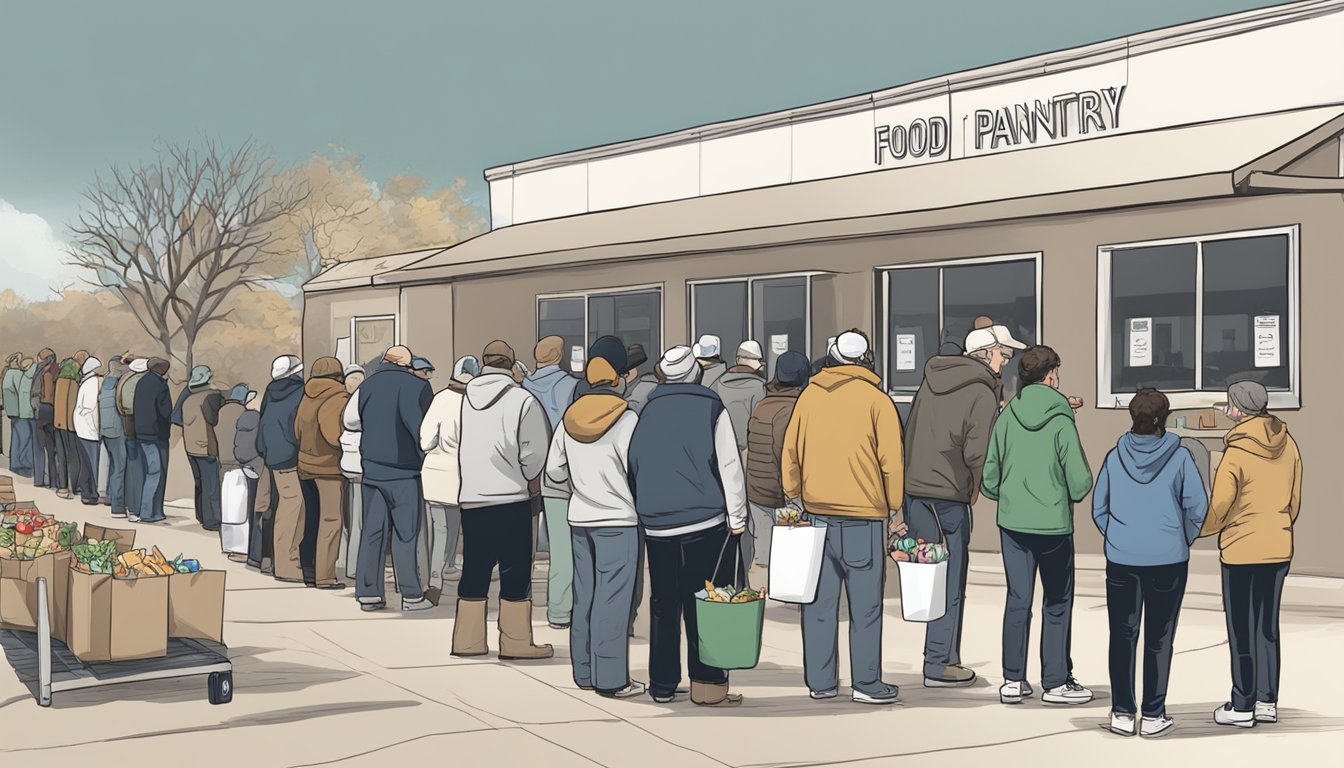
[
  {"left": 1254, "top": 315, "right": 1281, "bottom": 368},
  {"left": 1128, "top": 318, "right": 1152, "bottom": 368},
  {"left": 570, "top": 345, "right": 585, "bottom": 373},
  {"left": 896, "top": 334, "right": 917, "bottom": 372}
]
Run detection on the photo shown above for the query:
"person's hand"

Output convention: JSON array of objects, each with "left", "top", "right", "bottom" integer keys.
[
  {"left": 730, "top": 527, "right": 746, "bottom": 536},
  {"left": 889, "top": 517, "right": 908, "bottom": 537},
  {"left": 1068, "top": 396, "right": 1084, "bottom": 410}
]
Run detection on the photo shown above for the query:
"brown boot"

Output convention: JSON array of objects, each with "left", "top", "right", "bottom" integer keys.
[
  {"left": 498, "top": 599, "right": 554, "bottom": 660},
  {"left": 691, "top": 680, "right": 743, "bottom": 707},
  {"left": 451, "top": 599, "right": 489, "bottom": 657}
]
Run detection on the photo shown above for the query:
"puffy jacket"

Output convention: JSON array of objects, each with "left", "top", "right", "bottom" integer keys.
[
  {"left": 712, "top": 367, "right": 766, "bottom": 452},
  {"left": 233, "top": 409, "right": 264, "bottom": 476},
  {"left": 294, "top": 377, "right": 349, "bottom": 478},
  {"left": 214, "top": 400, "right": 246, "bottom": 471},
  {"left": 256, "top": 375, "right": 305, "bottom": 470},
  {"left": 132, "top": 371, "right": 173, "bottom": 443},
  {"left": 1200, "top": 416, "right": 1302, "bottom": 565},
  {"left": 903, "top": 355, "right": 999, "bottom": 503},
  {"left": 457, "top": 369, "right": 549, "bottom": 508},
  {"left": 419, "top": 386, "right": 465, "bottom": 505},
  {"left": 1093, "top": 432, "right": 1208, "bottom": 567},
  {"left": 547, "top": 393, "right": 639, "bottom": 527},
  {"left": 178, "top": 388, "right": 225, "bottom": 457},
  {"left": 347, "top": 365, "right": 433, "bottom": 482},
  {"left": 745, "top": 387, "right": 801, "bottom": 509}
]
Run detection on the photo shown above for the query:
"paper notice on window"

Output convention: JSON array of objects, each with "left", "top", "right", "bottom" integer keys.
[
  {"left": 895, "top": 334, "right": 917, "bottom": 371},
  {"left": 770, "top": 334, "right": 789, "bottom": 356},
  {"left": 335, "top": 337, "right": 351, "bottom": 367},
  {"left": 1254, "top": 315, "right": 1281, "bottom": 368},
  {"left": 1127, "top": 318, "right": 1152, "bottom": 367},
  {"left": 570, "top": 345, "right": 585, "bottom": 373}
]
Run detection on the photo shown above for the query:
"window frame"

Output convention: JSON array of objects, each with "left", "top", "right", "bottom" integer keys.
[
  {"left": 686, "top": 272, "right": 817, "bottom": 361},
  {"left": 1095, "top": 224, "right": 1300, "bottom": 410},
  {"left": 535, "top": 283, "right": 665, "bottom": 368},
  {"left": 349, "top": 314, "right": 398, "bottom": 365},
  {"left": 875, "top": 252, "right": 1043, "bottom": 403}
]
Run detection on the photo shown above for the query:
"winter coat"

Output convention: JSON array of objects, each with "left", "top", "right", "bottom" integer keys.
[
  {"left": 419, "top": 386, "right": 465, "bottom": 505},
  {"left": 981, "top": 384, "right": 1093, "bottom": 536},
  {"left": 1200, "top": 416, "right": 1303, "bottom": 565},
  {"left": 98, "top": 373, "right": 124, "bottom": 439},
  {"left": 625, "top": 373, "right": 658, "bottom": 415},
  {"left": 699, "top": 360, "right": 727, "bottom": 391},
  {"left": 132, "top": 371, "right": 173, "bottom": 444},
  {"left": 36, "top": 356, "right": 58, "bottom": 411},
  {"left": 117, "top": 371, "right": 145, "bottom": 439},
  {"left": 214, "top": 400, "right": 246, "bottom": 471},
  {"left": 903, "top": 355, "right": 1000, "bottom": 503},
  {"left": 54, "top": 359, "right": 79, "bottom": 431},
  {"left": 1093, "top": 432, "right": 1209, "bottom": 567},
  {"left": 16, "top": 365, "right": 37, "bottom": 420},
  {"left": 178, "top": 388, "right": 225, "bottom": 457},
  {"left": 523, "top": 365, "right": 577, "bottom": 499},
  {"left": 255, "top": 375, "right": 305, "bottom": 471},
  {"left": 712, "top": 366, "right": 766, "bottom": 452},
  {"left": 1, "top": 367, "right": 20, "bottom": 416},
  {"left": 347, "top": 365, "right": 432, "bottom": 482},
  {"left": 457, "top": 369, "right": 549, "bottom": 509},
  {"left": 745, "top": 387, "right": 801, "bottom": 509},
  {"left": 546, "top": 393, "right": 639, "bottom": 527},
  {"left": 234, "top": 410, "right": 264, "bottom": 476},
  {"left": 294, "top": 377, "right": 349, "bottom": 478},
  {"left": 74, "top": 372, "right": 102, "bottom": 441},
  {"left": 782, "top": 365, "right": 904, "bottom": 520}
]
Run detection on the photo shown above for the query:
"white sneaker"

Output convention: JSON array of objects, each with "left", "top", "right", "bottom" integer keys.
[
  {"left": 401, "top": 596, "right": 433, "bottom": 612},
  {"left": 999, "top": 679, "right": 1032, "bottom": 705},
  {"left": 1255, "top": 702, "right": 1278, "bottom": 723},
  {"left": 598, "top": 681, "right": 646, "bottom": 699},
  {"left": 1213, "top": 703, "right": 1255, "bottom": 728},
  {"left": 1109, "top": 712, "right": 1136, "bottom": 736},
  {"left": 1042, "top": 678, "right": 1094, "bottom": 705},
  {"left": 809, "top": 688, "right": 838, "bottom": 700},
  {"left": 851, "top": 685, "right": 901, "bottom": 705},
  {"left": 1141, "top": 714, "right": 1175, "bottom": 737}
]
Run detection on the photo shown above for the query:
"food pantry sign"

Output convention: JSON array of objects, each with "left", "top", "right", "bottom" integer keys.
[{"left": 874, "top": 85, "right": 1127, "bottom": 165}]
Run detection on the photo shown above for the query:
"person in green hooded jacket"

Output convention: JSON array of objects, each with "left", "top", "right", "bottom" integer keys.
[{"left": 981, "top": 345, "right": 1093, "bottom": 707}]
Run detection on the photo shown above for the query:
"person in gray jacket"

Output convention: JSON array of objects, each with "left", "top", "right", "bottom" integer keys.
[
  {"left": 694, "top": 335, "right": 728, "bottom": 391},
  {"left": 711, "top": 340, "right": 767, "bottom": 453}
]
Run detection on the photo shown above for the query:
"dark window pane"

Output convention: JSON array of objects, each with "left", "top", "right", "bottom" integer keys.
[
  {"left": 589, "top": 290, "right": 662, "bottom": 376},
  {"left": 538, "top": 298, "right": 586, "bottom": 374},
  {"left": 944, "top": 260, "right": 1037, "bottom": 400},
  {"left": 886, "top": 267, "right": 939, "bottom": 394},
  {"left": 753, "top": 276, "right": 808, "bottom": 380},
  {"left": 1201, "top": 235, "right": 1290, "bottom": 390},
  {"left": 693, "top": 282, "right": 747, "bottom": 363},
  {"left": 1110, "top": 244, "right": 1197, "bottom": 393}
]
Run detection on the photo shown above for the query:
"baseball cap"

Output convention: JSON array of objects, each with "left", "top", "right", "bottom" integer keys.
[
  {"left": 828, "top": 331, "right": 870, "bottom": 363},
  {"left": 964, "top": 325, "right": 1028, "bottom": 354}
]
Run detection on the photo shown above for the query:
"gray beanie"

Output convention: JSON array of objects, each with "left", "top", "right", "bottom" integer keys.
[{"left": 1227, "top": 380, "right": 1269, "bottom": 415}]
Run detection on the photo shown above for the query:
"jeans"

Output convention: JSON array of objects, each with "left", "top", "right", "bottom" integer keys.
[
  {"left": 1106, "top": 561, "right": 1189, "bottom": 717},
  {"left": 34, "top": 407, "right": 56, "bottom": 487},
  {"left": 97, "top": 441, "right": 109, "bottom": 498},
  {"left": 543, "top": 497, "right": 574, "bottom": 625},
  {"left": 103, "top": 436, "right": 128, "bottom": 516},
  {"left": 357, "top": 476, "right": 424, "bottom": 601},
  {"left": 645, "top": 523, "right": 737, "bottom": 699},
  {"left": 138, "top": 441, "right": 167, "bottom": 521},
  {"left": 571, "top": 525, "right": 639, "bottom": 692},
  {"left": 299, "top": 476, "right": 345, "bottom": 586},
  {"left": 345, "top": 478, "right": 362, "bottom": 580},
  {"left": 1000, "top": 528, "right": 1075, "bottom": 690},
  {"left": 1222, "top": 562, "right": 1289, "bottom": 711},
  {"left": 458, "top": 501, "right": 534, "bottom": 602},
  {"left": 56, "top": 429, "right": 76, "bottom": 493},
  {"left": 801, "top": 516, "right": 888, "bottom": 696},
  {"left": 905, "top": 496, "right": 972, "bottom": 678},
  {"left": 76, "top": 438, "right": 100, "bottom": 504},
  {"left": 187, "top": 455, "right": 223, "bottom": 529},
  {"left": 8, "top": 418, "right": 33, "bottom": 475},
  {"left": 124, "top": 438, "right": 144, "bottom": 517},
  {"left": 426, "top": 501, "right": 462, "bottom": 590},
  {"left": 272, "top": 468, "right": 305, "bottom": 581}
]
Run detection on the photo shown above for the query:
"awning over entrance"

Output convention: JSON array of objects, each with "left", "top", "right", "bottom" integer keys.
[{"left": 304, "top": 105, "right": 1344, "bottom": 292}]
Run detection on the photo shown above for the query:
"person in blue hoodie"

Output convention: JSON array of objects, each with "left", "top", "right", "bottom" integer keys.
[
  {"left": 1093, "top": 388, "right": 1208, "bottom": 738},
  {"left": 256, "top": 354, "right": 307, "bottom": 583}
]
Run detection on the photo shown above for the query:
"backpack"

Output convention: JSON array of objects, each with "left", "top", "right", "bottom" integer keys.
[
  {"left": 117, "top": 372, "right": 141, "bottom": 417},
  {"left": 58, "top": 358, "right": 80, "bottom": 380}
]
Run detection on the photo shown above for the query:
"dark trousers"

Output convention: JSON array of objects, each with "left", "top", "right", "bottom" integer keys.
[
  {"left": 124, "top": 438, "right": 144, "bottom": 516},
  {"left": 645, "top": 523, "right": 736, "bottom": 699},
  {"left": 356, "top": 476, "right": 424, "bottom": 601},
  {"left": 139, "top": 440, "right": 168, "bottom": 522},
  {"left": 187, "top": 455, "right": 223, "bottom": 529},
  {"left": 248, "top": 469, "right": 274, "bottom": 568},
  {"left": 34, "top": 408, "right": 56, "bottom": 487},
  {"left": 630, "top": 526, "right": 646, "bottom": 636},
  {"left": 1000, "top": 528, "right": 1076, "bottom": 690},
  {"left": 1106, "top": 561, "right": 1189, "bottom": 717},
  {"left": 76, "top": 438, "right": 100, "bottom": 504},
  {"left": 1222, "top": 562, "right": 1289, "bottom": 711},
  {"left": 57, "top": 429, "right": 77, "bottom": 492},
  {"left": 905, "top": 496, "right": 971, "bottom": 678},
  {"left": 458, "top": 501, "right": 534, "bottom": 602}
]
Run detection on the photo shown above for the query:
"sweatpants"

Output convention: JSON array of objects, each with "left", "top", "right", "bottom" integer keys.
[
  {"left": 271, "top": 468, "right": 305, "bottom": 581},
  {"left": 801, "top": 516, "right": 888, "bottom": 696},
  {"left": 645, "top": 522, "right": 736, "bottom": 699},
  {"left": 458, "top": 500, "right": 533, "bottom": 602},
  {"left": 187, "top": 454, "right": 223, "bottom": 529},
  {"left": 299, "top": 476, "right": 345, "bottom": 586},
  {"left": 1000, "top": 528, "right": 1076, "bottom": 690},
  {"left": 543, "top": 497, "right": 574, "bottom": 625},
  {"left": 103, "top": 436, "right": 128, "bottom": 516},
  {"left": 426, "top": 501, "right": 462, "bottom": 590},
  {"left": 1222, "top": 561, "right": 1289, "bottom": 711},
  {"left": 571, "top": 525, "right": 639, "bottom": 692},
  {"left": 124, "top": 437, "right": 144, "bottom": 517},
  {"left": 1106, "top": 561, "right": 1189, "bottom": 717},
  {"left": 76, "top": 437, "right": 100, "bottom": 504},
  {"left": 356, "top": 476, "right": 424, "bottom": 601},
  {"left": 905, "top": 496, "right": 972, "bottom": 679}
]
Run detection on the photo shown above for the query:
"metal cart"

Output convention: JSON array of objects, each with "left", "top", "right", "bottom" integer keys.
[{"left": 0, "top": 577, "right": 233, "bottom": 707}]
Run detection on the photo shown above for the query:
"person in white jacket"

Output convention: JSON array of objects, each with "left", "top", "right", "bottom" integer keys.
[
  {"left": 418, "top": 358, "right": 476, "bottom": 597},
  {"left": 546, "top": 354, "right": 644, "bottom": 699},
  {"left": 73, "top": 356, "right": 103, "bottom": 505},
  {"left": 452, "top": 340, "right": 552, "bottom": 660},
  {"left": 338, "top": 364, "right": 365, "bottom": 581}
]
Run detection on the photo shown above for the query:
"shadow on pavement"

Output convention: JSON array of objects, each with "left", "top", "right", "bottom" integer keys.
[{"left": 1072, "top": 702, "right": 1344, "bottom": 740}]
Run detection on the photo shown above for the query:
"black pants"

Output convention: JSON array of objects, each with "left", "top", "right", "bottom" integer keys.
[
  {"left": 298, "top": 477, "right": 322, "bottom": 575},
  {"left": 57, "top": 429, "right": 78, "bottom": 493},
  {"left": 645, "top": 523, "right": 737, "bottom": 699},
  {"left": 1222, "top": 562, "right": 1289, "bottom": 711},
  {"left": 1000, "top": 529, "right": 1075, "bottom": 689},
  {"left": 76, "top": 438, "right": 100, "bottom": 504},
  {"left": 458, "top": 501, "right": 533, "bottom": 602},
  {"left": 34, "top": 408, "right": 56, "bottom": 487},
  {"left": 187, "top": 455, "right": 222, "bottom": 529},
  {"left": 1106, "top": 561, "right": 1189, "bottom": 717}
]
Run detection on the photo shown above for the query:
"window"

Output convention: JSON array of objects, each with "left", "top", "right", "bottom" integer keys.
[
  {"left": 351, "top": 315, "right": 396, "bottom": 368},
  {"left": 690, "top": 274, "right": 813, "bottom": 379},
  {"left": 878, "top": 255, "right": 1040, "bottom": 401},
  {"left": 1097, "top": 227, "right": 1298, "bottom": 409},
  {"left": 537, "top": 286, "right": 662, "bottom": 376}
]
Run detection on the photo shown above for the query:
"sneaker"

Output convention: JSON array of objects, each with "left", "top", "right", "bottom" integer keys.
[
  {"left": 548, "top": 621, "right": 571, "bottom": 630},
  {"left": 598, "top": 681, "right": 647, "bottom": 699},
  {"left": 650, "top": 691, "right": 676, "bottom": 703},
  {"left": 127, "top": 516, "right": 141, "bottom": 523},
  {"left": 401, "top": 597, "right": 433, "bottom": 612},
  {"left": 359, "top": 599, "right": 386, "bottom": 612},
  {"left": 999, "top": 680, "right": 1032, "bottom": 705},
  {"left": 1042, "top": 678, "right": 1093, "bottom": 705},
  {"left": 924, "top": 665, "right": 977, "bottom": 688},
  {"left": 1109, "top": 712, "right": 1137, "bottom": 736},
  {"left": 1141, "top": 714, "right": 1175, "bottom": 737},
  {"left": 809, "top": 688, "right": 838, "bottom": 701},
  {"left": 111, "top": 512, "right": 127, "bottom": 519},
  {"left": 1213, "top": 703, "right": 1255, "bottom": 728},
  {"left": 852, "top": 685, "right": 901, "bottom": 705},
  {"left": 1255, "top": 702, "right": 1278, "bottom": 724}
]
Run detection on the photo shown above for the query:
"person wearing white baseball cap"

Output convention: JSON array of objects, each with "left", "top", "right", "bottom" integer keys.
[{"left": 693, "top": 334, "right": 727, "bottom": 390}]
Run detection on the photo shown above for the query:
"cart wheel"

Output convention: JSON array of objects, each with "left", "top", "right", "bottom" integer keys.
[{"left": 208, "top": 671, "right": 233, "bottom": 705}]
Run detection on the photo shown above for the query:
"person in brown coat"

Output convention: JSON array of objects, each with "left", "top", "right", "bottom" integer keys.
[
  {"left": 294, "top": 356, "right": 350, "bottom": 589},
  {"left": 32, "top": 348, "right": 59, "bottom": 489},
  {"left": 743, "top": 350, "right": 810, "bottom": 567}
]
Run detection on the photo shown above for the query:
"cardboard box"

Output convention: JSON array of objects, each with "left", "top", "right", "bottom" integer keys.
[
  {"left": 168, "top": 570, "right": 226, "bottom": 643},
  {"left": 0, "top": 551, "right": 73, "bottom": 642},
  {"left": 82, "top": 523, "right": 136, "bottom": 554},
  {"left": 67, "top": 569, "right": 169, "bottom": 662}
]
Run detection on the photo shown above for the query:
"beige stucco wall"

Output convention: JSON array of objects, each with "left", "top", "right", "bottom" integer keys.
[{"left": 301, "top": 287, "right": 401, "bottom": 368}]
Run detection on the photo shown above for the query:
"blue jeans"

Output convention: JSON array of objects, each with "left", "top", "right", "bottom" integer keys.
[
  {"left": 77, "top": 438, "right": 100, "bottom": 504},
  {"left": 905, "top": 496, "right": 972, "bottom": 678},
  {"left": 357, "top": 476, "right": 424, "bottom": 601},
  {"left": 103, "top": 436, "right": 128, "bottom": 515},
  {"left": 139, "top": 441, "right": 167, "bottom": 521},
  {"left": 187, "top": 455, "right": 222, "bottom": 529},
  {"left": 801, "top": 516, "right": 889, "bottom": 696},
  {"left": 8, "top": 418, "right": 33, "bottom": 475},
  {"left": 571, "top": 526, "right": 639, "bottom": 692},
  {"left": 124, "top": 438, "right": 144, "bottom": 518}
]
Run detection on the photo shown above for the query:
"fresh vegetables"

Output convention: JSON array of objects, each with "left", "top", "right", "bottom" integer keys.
[
  {"left": 72, "top": 539, "right": 120, "bottom": 574},
  {"left": 698, "top": 580, "right": 767, "bottom": 604},
  {"left": 113, "top": 547, "right": 178, "bottom": 577},
  {"left": 774, "top": 507, "right": 807, "bottom": 526},
  {"left": 890, "top": 537, "right": 949, "bottom": 564},
  {"left": 1, "top": 507, "right": 81, "bottom": 559}
]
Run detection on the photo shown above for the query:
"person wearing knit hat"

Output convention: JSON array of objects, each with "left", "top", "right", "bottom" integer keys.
[
  {"left": 627, "top": 344, "right": 749, "bottom": 707},
  {"left": 175, "top": 362, "right": 227, "bottom": 530},
  {"left": 712, "top": 339, "right": 767, "bottom": 459},
  {"left": 115, "top": 355, "right": 149, "bottom": 518},
  {"left": 1202, "top": 379, "right": 1302, "bottom": 728},
  {"left": 2, "top": 351, "right": 33, "bottom": 477},
  {"left": 215, "top": 382, "right": 256, "bottom": 561},
  {"left": 71, "top": 355, "right": 104, "bottom": 505},
  {"left": 693, "top": 334, "right": 727, "bottom": 390},
  {"left": 294, "top": 356, "right": 351, "bottom": 590},
  {"left": 743, "top": 350, "right": 810, "bottom": 567},
  {"left": 257, "top": 354, "right": 308, "bottom": 580},
  {"left": 132, "top": 355, "right": 174, "bottom": 522}
]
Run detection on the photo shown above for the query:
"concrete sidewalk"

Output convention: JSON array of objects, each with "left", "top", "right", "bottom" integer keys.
[{"left": 1, "top": 469, "right": 1342, "bottom": 766}]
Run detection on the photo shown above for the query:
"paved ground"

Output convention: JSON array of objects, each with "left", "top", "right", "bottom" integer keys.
[{"left": 1, "top": 468, "right": 1342, "bottom": 765}]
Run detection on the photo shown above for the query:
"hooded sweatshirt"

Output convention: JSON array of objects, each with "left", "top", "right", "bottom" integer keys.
[
  {"left": 294, "top": 377, "right": 349, "bottom": 477},
  {"left": 712, "top": 366, "right": 766, "bottom": 452},
  {"left": 1092, "top": 432, "right": 1208, "bottom": 566},
  {"left": 178, "top": 386, "right": 225, "bottom": 457},
  {"left": 132, "top": 369, "right": 173, "bottom": 443},
  {"left": 16, "top": 362, "right": 37, "bottom": 420},
  {"left": 73, "top": 358, "right": 103, "bottom": 441},
  {"left": 903, "top": 355, "right": 999, "bottom": 503},
  {"left": 546, "top": 393, "right": 639, "bottom": 527},
  {"left": 346, "top": 363, "right": 433, "bottom": 482},
  {"left": 745, "top": 386, "right": 802, "bottom": 508},
  {"left": 98, "top": 361, "right": 126, "bottom": 439},
  {"left": 457, "top": 368, "right": 549, "bottom": 508},
  {"left": 419, "top": 384, "right": 466, "bottom": 505},
  {"left": 215, "top": 396, "right": 246, "bottom": 472},
  {"left": 1200, "top": 416, "right": 1302, "bottom": 565},
  {"left": 255, "top": 375, "right": 305, "bottom": 470},
  {"left": 625, "top": 372, "right": 659, "bottom": 415},
  {"left": 981, "top": 384, "right": 1092, "bottom": 535},
  {"left": 699, "top": 359, "right": 727, "bottom": 391},
  {"left": 522, "top": 364, "right": 578, "bottom": 499}
]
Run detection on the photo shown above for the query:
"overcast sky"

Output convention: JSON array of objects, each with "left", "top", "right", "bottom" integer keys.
[{"left": 0, "top": 0, "right": 1285, "bottom": 299}]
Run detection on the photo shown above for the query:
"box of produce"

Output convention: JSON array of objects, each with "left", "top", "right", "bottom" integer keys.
[
  {"left": 67, "top": 564, "right": 169, "bottom": 663},
  {"left": 0, "top": 550, "right": 74, "bottom": 642},
  {"left": 169, "top": 563, "right": 226, "bottom": 644},
  {"left": 81, "top": 523, "right": 136, "bottom": 555}
]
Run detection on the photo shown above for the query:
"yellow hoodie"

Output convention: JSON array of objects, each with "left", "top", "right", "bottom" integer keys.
[
  {"left": 1201, "top": 415, "right": 1302, "bottom": 565},
  {"left": 782, "top": 365, "right": 903, "bottom": 520}
]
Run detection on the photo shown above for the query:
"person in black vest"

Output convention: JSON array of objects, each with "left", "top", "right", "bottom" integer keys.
[
  {"left": 133, "top": 358, "right": 173, "bottom": 523},
  {"left": 628, "top": 345, "right": 749, "bottom": 707}
]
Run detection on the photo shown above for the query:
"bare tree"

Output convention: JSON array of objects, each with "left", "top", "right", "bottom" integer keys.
[{"left": 67, "top": 140, "right": 304, "bottom": 372}]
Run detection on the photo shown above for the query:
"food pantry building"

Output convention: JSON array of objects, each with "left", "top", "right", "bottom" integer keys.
[{"left": 304, "top": 0, "right": 1344, "bottom": 575}]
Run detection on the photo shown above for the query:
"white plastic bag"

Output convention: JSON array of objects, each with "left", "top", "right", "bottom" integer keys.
[
  {"left": 768, "top": 524, "right": 827, "bottom": 603},
  {"left": 220, "top": 468, "right": 251, "bottom": 555},
  {"left": 896, "top": 559, "right": 948, "bottom": 622}
]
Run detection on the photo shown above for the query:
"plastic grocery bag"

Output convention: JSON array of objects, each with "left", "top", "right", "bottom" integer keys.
[
  {"left": 896, "top": 559, "right": 948, "bottom": 622},
  {"left": 768, "top": 524, "right": 826, "bottom": 604},
  {"left": 219, "top": 468, "right": 250, "bottom": 556}
]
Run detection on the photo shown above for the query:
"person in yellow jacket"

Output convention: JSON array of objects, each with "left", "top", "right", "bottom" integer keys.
[
  {"left": 1201, "top": 380, "right": 1302, "bottom": 730},
  {"left": 782, "top": 329, "right": 904, "bottom": 705}
]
